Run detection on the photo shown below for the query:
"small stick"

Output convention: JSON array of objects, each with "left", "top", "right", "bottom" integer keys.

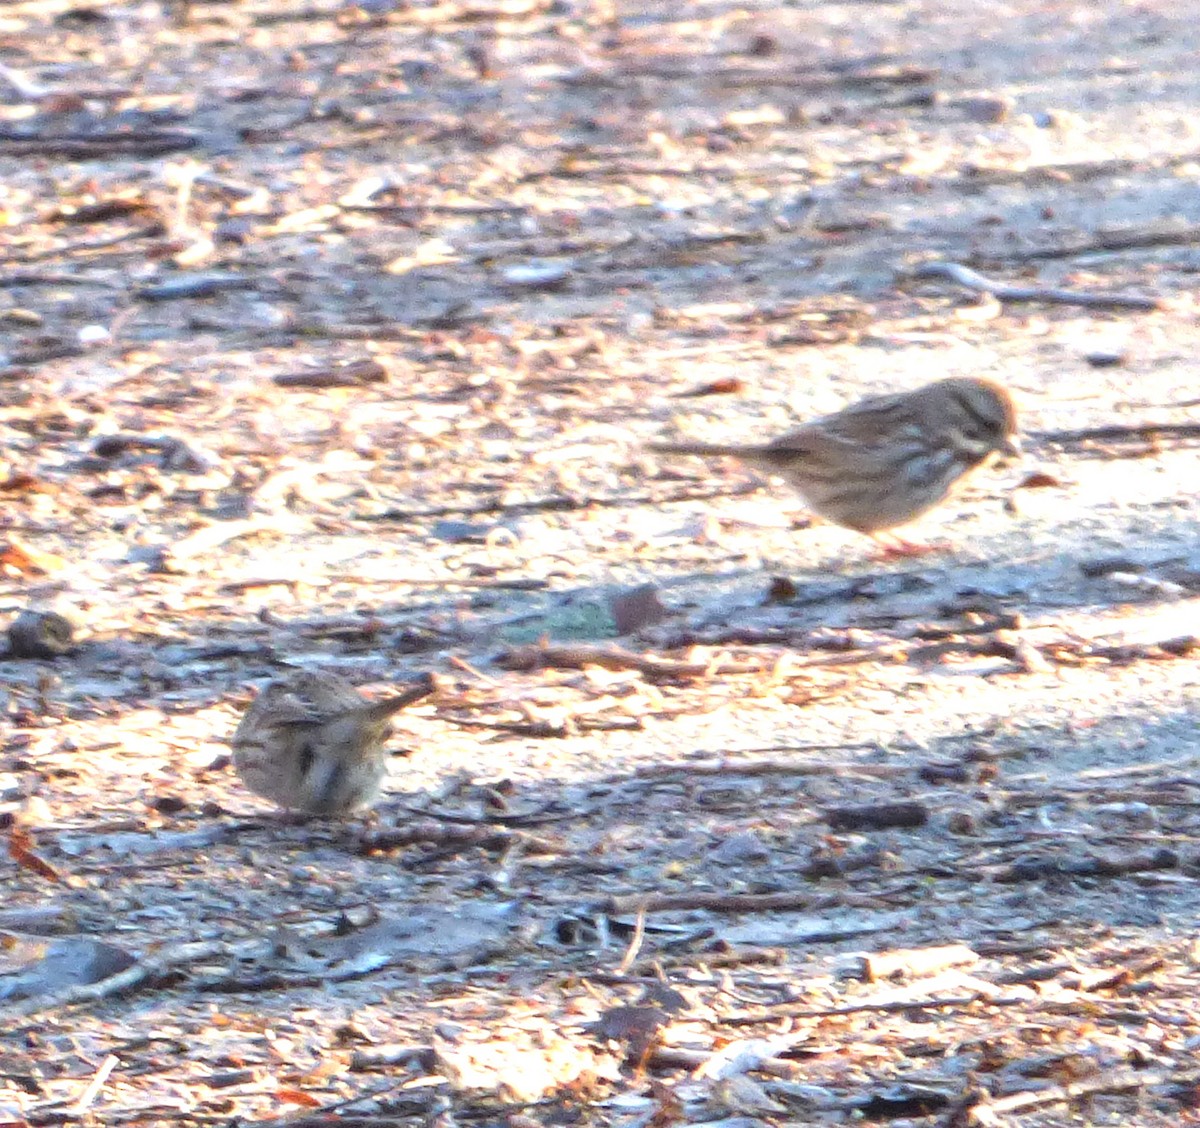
[
  {"left": 963, "top": 1069, "right": 1167, "bottom": 1125},
  {"left": 327, "top": 575, "right": 548, "bottom": 591},
  {"left": 1032, "top": 421, "right": 1200, "bottom": 446},
  {"left": 73, "top": 1054, "right": 119, "bottom": 1113},
  {"left": 824, "top": 801, "right": 929, "bottom": 831},
  {"left": 442, "top": 715, "right": 643, "bottom": 737},
  {"left": 350, "top": 1044, "right": 435, "bottom": 1071},
  {"left": 166, "top": 517, "right": 295, "bottom": 564},
  {"left": 650, "top": 1045, "right": 804, "bottom": 1080},
  {"left": 343, "top": 203, "right": 529, "bottom": 219},
  {"left": 722, "top": 992, "right": 1032, "bottom": 1026},
  {"left": 854, "top": 944, "right": 979, "bottom": 983},
  {"left": 13, "top": 940, "right": 227, "bottom": 1017},
  {"left": 0, "top": 130, "right": 198, "bottom": 158},
  {"left": 989, "top": 847, "right": 1177, "bottom": 883},
  {"left": 360, "top": 822, "right": 561, "bottom": 855},
  {"left": 448, "top": 655, "right": 503, "bottom": 685},
  {"left": 627, "top": 755, "right": 903, "bottom": 782},
  {"left": 364, "top": 482, "right": 761, "bottom": 524},
  {"left": 497, "top": 641, "right": 766, "bottom": 678},
  {"left": 0, "top": 61, "right": 48, "bottom": 98},
  {"left": 0, "top": 271, "right": 125, "bottom": 289},
  {"left": 646, "top": 947, "right": 786, "bottom": 973},
  {"left": 911, "top": 261, "right": 1162, "bottom": 310},
  {"left": 391, "top": 802, "right": 581, "bottom": 828},
  {"left": 604, "top": 890, "right": 847, "bottom": 915},
  {"left": 616, "top": 907, "right": 647, "bottom": 974},
  {"left": 1010, "top": 220, "right": 1200, "bottom": 261}
]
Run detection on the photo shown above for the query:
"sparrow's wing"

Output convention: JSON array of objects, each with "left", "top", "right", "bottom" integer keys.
[
  {"left": 234, "top": 679, "right": 335, "bottom": 742},
  {"left": 805, "top": 389, "right": 921, "bottom": 446},
  {"left": 289, "top": 670, "right": 369, "bottom": 715}
]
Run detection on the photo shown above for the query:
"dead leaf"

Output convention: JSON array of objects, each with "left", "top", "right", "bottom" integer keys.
[
  {"left": 590, "top": 1005, "right": 669, "bottom": 1058},
  {"left": 674, "top": 377, "right": 746, "bottom": 397},
  {"left": 693, "top": 1036, "right": 804, "bottom": 1080},
  {"left": 0, "top": 473, "right": 58, "bottom": 495},
  {"left": 434, "top": 1025, "right": 621, "bottom": 1102},
  {"left": 8, "top": 827, "right": 62, "bottom": 883},
  {"left": 0, "top": 539, "right": 65, "bottom": 576},
  {"left": 1015, "top": 469, "right": 1063, "bottom": 489},
  {"left": 273, "top": 359, "right": 388, "bottom": 388}
]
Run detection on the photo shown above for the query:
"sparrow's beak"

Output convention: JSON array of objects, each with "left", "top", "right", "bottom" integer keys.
[{"left": 999, "top": 436, "right": 1022, "bottom": 459}]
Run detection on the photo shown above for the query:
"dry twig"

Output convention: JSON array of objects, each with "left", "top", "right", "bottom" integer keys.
[
  {"left": 963, "top": 1068, "right": 1168, "bottom": 1125},
  {"left": 497, "top": 642, "right": 767, "bottom": 679},
  {"left": 910, "top": 261, "right": 1162, "bottom": 310},
  {"left": 12, "top": 940, "right": 227, "bottom": 1017},
  {"left": 605, "top": 890, "right": 849, "bottom": 915}
]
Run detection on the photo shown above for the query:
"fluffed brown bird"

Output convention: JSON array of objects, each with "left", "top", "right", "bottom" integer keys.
[
  {"left": 232, "top": 670, "right": 434, "bottom": 815},
  {"left": 648, "top": 376, "right": 1019, "bottom": 549}
]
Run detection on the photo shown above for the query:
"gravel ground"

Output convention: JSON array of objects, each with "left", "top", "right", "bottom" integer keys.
[{"left": 2, "top": 1, "right": 1200, "bottom": 1125}]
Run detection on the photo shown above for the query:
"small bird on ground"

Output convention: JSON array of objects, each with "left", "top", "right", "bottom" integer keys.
[
  {"left": 232, "top": 670, "right": 435, "bottom": 815},
  {"left": 647, "top": 376, "right": 1019, "bottom": 553}
]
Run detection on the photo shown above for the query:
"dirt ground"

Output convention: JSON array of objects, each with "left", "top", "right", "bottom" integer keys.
[{"left": 3, "top": 0, "right": 1200, "bottom": 1124}]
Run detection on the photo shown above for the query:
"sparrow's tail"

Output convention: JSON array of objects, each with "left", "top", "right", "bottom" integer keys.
[
  {"left": 364, "top": 673, "right": 436, "bottom": 722},
  {"left": 646, "top": 441, "right": 755, "bottom": 460}
]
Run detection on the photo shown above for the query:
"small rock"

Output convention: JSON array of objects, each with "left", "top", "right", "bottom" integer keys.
[
  {"left": 947, "top": 811, "right": 979, "bottom": 836},
  {"left": 609, "top": 583, "right": 667, "bottom": 635},
  {"left": 710, "top": 831, "right": 772, "bottom": 864},
  {"left": 430, "top": 519, "right": 498, "bottom": 544},
  {"left": 1014, "top": 470, "right": 1063, "bottom": 489},
  {"left": 1079, "top": 556, "right": 1138, "bottom": 578},
  {"left": 764, "top": 575, "right": 798, "bottom": 603},
  {"left": 136, "top": 273, "right": 255, "bottom": 301},
  {"left": 214, "top": 217, "right": 254, "bottom": 244},
  {"left": 501, "top": 262, "right": 571, "bottom": 291},
  {"left": 745, "top": 33, "right": 777, "bottom": 57},
  {"left": 78, "top": 324, "right": 110, "bottom": 345},
  {"left": 1033, "top": 108, "right": 1079, "bottom": 129},
  {"left": 1084, "top": 349, "right": 1127, "bottom": 367},
  {"left": 9, "top": 610, "right": 75, "bottom": 658},
  {"left": 149, "top": 794, "right": 189, "bottom": 815},
  {"left": 0, "top": 308, "right": 41, "bottom": 325},
  {"left": 954, "top": 94, "right": 1014, "bottom": 123}
]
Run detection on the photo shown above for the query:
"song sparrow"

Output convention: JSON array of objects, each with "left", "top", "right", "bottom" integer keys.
[
  {"left": 648, "top": 376, "right": 1019, "bottom": 548},
  {"left": 232, "top": 670, "right": 434, "bottom": 815}
]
